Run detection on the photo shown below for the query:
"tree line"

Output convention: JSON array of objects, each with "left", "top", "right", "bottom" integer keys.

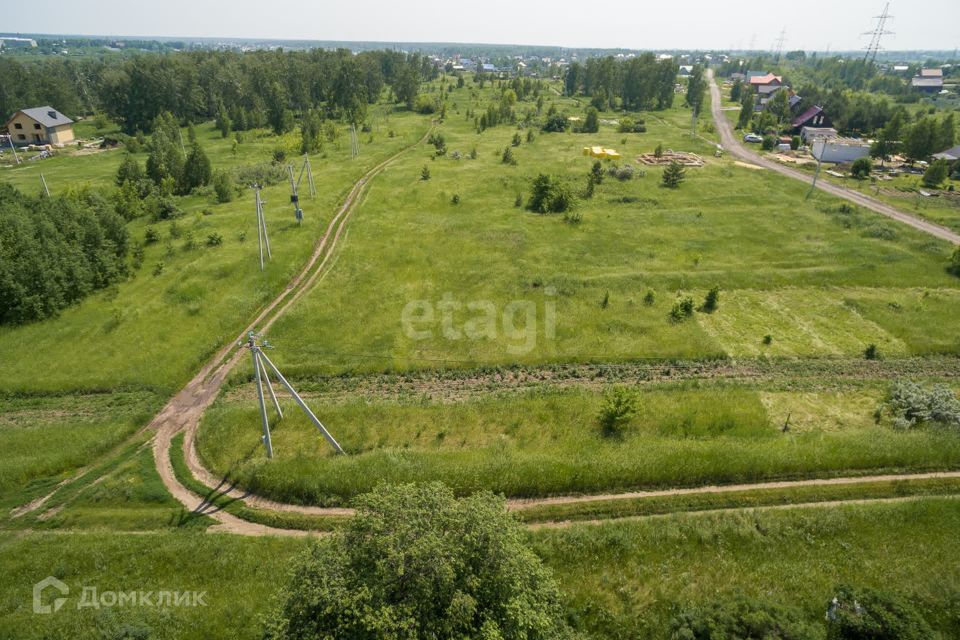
[
  {"left": 0, "top": 48, "right": 435, "bottom": 135},
  {"left": 563, "top": 53, "right": 678, "bottom": 111},
  {"left": 0, "top": 184, "right": 129, "bottom": 325}
]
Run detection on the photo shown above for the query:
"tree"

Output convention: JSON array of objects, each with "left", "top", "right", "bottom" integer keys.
[
  {"left": 851, "top": 157, "right": 873, "bottom": 180},
  {"left": 903, "top": 116, "right": 939, "bottom": 161},
  {"left": 950, "top": 245, "right": 960, "bottom": 277},
  {"left": 265, "top": 82, "right": 292, "bottom": 136},
  {"left": 145, "top": 128, "right": 183, "bottom": 188},
  {"left": 730, "top": 78, "right": 743, "bottom": 102},
  {"left": 300, "top": 109, "right": 322, "bottom": 154},
  {"left": 590, "top": 160, "right": 604, "bottom": 185},
  {"left": 582, "top": 107, "right": 600, "bottom": 133},
  {"left": 262, "top": 483, "right": 574, "bottom": 640},
  {"left": 661, "top": 160, "right": 686, "bottom": 188},
  {"left": 685, "top": 65, "right": 706, "bottom": 115},
  {"left": 215, "top": 100, "right": 231, "bottom": 138},
  {"left": 420, "top": 165, "right": 431, "bottom": 181},
  {"left": 870, "top": 109, "right": 905, "bottom": 164},
  {"left": 213, "top": 170, "right": 234, "bottom": 203},
  {"left": 527, "top": 174, "right": 575, "bottom": 214},
  {"left": 115, "top": 154, "right": 143, "bottom": 187},
  {"left": 767, "top": 89, "right": 790, "bottom": 127},
  {"left": 939, "top": 113, "right": 956, "bottom": 151},
  {"left": 542, "top": 113, "right": 569, "bottom": 132},
  {"left": 826, "top": 585, "right": 935, "bottom": 640},
  {"left": 922, "top": 158, "right": 950, "bottom": 188},
  {"left": 672, "top": 596, "right": 818, "bottom": 640},
  {"left": 702, "top": 285, "right": 720, "bottom": 312},
  {"left": 180, "top": 141, "right": 211, "bottom": 193},
  {"left": 737, "top": 89, "right": 754, "bottom": 129}
]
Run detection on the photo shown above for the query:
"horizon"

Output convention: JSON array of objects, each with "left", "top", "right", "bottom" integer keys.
[{"left": 3, "top": 0, "right": 959, "bottom": 53}]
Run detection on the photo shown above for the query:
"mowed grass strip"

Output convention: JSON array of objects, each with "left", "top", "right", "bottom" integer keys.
[{"left": 197, "top": 384, "right": 960, "bottom": 506}]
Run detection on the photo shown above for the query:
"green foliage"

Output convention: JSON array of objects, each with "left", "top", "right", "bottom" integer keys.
[
  {"left": 512, "top": 131, "right": 522, "bottom": 147},
  {"left": 654, "top": 142, "right": 664, "bottom": 158},
  {"left": 684, "top": 65, "right": 706, "bottom": 114},
  {"left": 299, "top": 109, "right": 323, "bottom": 154},
  {"left": 262, "top": 483, "right": 573, "bottom": 640},
  {"left": 826, "top": 585, "right": 935, "bottom": 640},
  {"left": 181, "top": 141, "right": 212, "bottom": 193},
  {"left": 643, "top": 290, "right": 655, "bottom": 305},
  {"left": 791, "top": 135, "right": 801, "bottom": 151},
  {"left": 541, "top": 113, "right": 569, "bottom": 133},
  {"left": 527, "top": 174, "right": 576, "bottom": 214},
  {"left": 670, "top": 296, "right": 695, "bottom": 321},
  {"left": 702, "top": 286, "right": 720, "bottom": 313},
  {"left": 590, "top": 160, "right": 604, "bottom": 184},
  {"left": 145, "top": 114, "right": 184, "bottom": 189},
  {"left": 864, "top": 343, "right": 879, "bottom": 360},
  {"left": 761, "top": 134, "right": 777, "bottom": 151},
  {"left": 950, "top": 246, "right": 960, "bottom": 277},
  {"left": 661, "top": 160, "right": 686, "bottom": 188},
  {"left": 413, "top": 93, "right": 439, "bottom": 114},
  {"left": 597, "top": 387, "right": 637, "bottom": 438},
  {"left": 421, "top": 164, "right": 431, "bottom": 181},
  {"left": 115, "top": 153, "right": 143, "bottom": 187},
  {"left": 851, "top": 157, "right": 873, "bottom": 180},
  {"left": 0, "top": 185, "right": 129, "bottom": 325},
  {"left": 502, "top": 146, "right": 516, "bottom": 165},
  {"left": 206, "top": 233, "right": 223, "bottom": 247},
  {"left": 922, "top": 159, "right": 950, "bottom": 188},
  {"left": 883, "top": 379, "right": 960, "bottom": 430},
  {"left": 582, "top": 107, "right": 600, "bottom": 133},
  {"left": 904, "top": 116, "right": 940, "bottom": 161},
  {"left": 212, "top": 170, "right": 234, "bottom": 203},
  {"left": 737, "top": 90, "right": 754, "bottom": 129},
  {"left": 671, "top": 596, "right": 818, "bottom": 640}
]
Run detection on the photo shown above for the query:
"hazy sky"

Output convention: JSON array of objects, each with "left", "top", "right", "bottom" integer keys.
[{"left": 4, "top": 0, "right": 958, "bottom": 52}]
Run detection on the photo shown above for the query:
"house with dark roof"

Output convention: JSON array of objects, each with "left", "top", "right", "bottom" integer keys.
[
  {"left": 933, "top": 144, "right": 960, "bottom": 161},
  {"left": 3, "top": 106, "right": 75, "bottom": 146},
  {"left": 791, "top": 105, "right": 831, "bottom": 133}
]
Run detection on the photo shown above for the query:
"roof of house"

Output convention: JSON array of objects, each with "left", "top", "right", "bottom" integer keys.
[
  {"left": 933, "top": 144, "right": 960, "bottom": 161},
  {"left": 749, "top": 73, "right": 782, "bottom": 85},
  {"left": 792, "top": 105, "right": 823, "bottom": 128},
  {"left": 912, "top": 76, "right": 944, "bottom": 87},
  {"left": 9, "top": 106, "right": 74, "bottom": 128},
  {"left": 919, "top": 68, "right": 943, "bottom": 77},
  {"left": 788, "top": 95, "right": 803, "bottom": 108}
]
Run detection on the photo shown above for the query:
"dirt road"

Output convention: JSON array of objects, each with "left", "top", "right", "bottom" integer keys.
[{"left": 707, "top": 70, "right": 960, "bottom": 245}]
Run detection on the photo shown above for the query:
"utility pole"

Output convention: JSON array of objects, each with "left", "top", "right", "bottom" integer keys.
[
  {"left": 862, "top": 2, "right": 894, "bottom": 64},
  {"left": 349, "top": 124, "right": 359, "bottom": 158},
  {"left": 39, "top": 173, "right": 50, "bottom": 197},
  {"left": 253, "top": 185, "right": 272, "bottom": 270},
  {"left": 773, "top": 28, "right": 787, "bottom": 62},
  {"left": 807, "top": 140, "right": 824, "bottom": 200},
  {"left": 240, "top": 331, "right": 345, "bottom": 458},
  {"left": 6, "top": 135, "right": 21, "bottom": 164},
  {"left": 287, "top": 155, "right": 316, "bottom": 225}
]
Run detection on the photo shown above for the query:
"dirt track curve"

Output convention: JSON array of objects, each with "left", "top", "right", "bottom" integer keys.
[{"left": 707, "top": 70, "right": 960, "bottom": 245}]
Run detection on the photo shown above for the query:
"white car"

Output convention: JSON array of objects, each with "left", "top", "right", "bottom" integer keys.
[{"left": 743, "top": 133, "right": 763, "bottom": 143}]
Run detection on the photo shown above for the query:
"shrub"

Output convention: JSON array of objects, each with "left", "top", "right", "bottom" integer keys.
[
  {"left": 213, "top": 171, "right": 234, "bottom": 203},
  {"left": 662, "top": 161, "right": 686, "bottom": 188},
  {"left": 950, "top": 245, "right": 960, "bottom": 276},
  {"left": 790, "top": 135, "right": 801, "bottom": 150},
  {"left": 597, "top": 387, "right": 637, "bottom": 438},
  {"left": 883, "top": 379, "right": 960, "bottom": 430},
  {"left": 654, "top": 142, "right": 664, "bottom": 158},
  {"left": 511, "top": 132, "right": 522, "bottom": 147},
  {"left": 761, "top": 134, "right": 777, "bottom": 150},
  {"left": 206, "top": 233, "right": 223, "bottom": 247},
  {"left": 420, "top": 165, "right": 431, "bottom": 181},
  {"left": 502, "top": 146, "right": 516, "bottom": 165},
  {"left": 152, "top": 197, "right": 182, "bottom": 222},
  {"left": 922, "top": 158, "right": 950, "bottom": 188},
  {"left": 643, "top": 290, "right": 655, "bottom": 305},
  {"left": 144, "top": 226, "right": 159, "bottom": 244},
  {"left": 152, "top": 262, "right": 164, "bottom": 276},
  {"left": 526, "top": 129, "right": 535, "bottom": 143},
  {"left": 590, "top": 160, "right": 604, "bottom": 184},
  {"left": 864, "top": 343, "right": 879, "bottom": 360},
  {"left": 451, "top": 193, "right": 460, "bottom": 205},
  {"left": 851, "top": 157, "right": 873, "bottom": 180},
  {"left": 527, "top": 174, "right": 576, "bottom": 214},
  {"left": 702, "top": 285, "right": 720, "bottom": 313},
  {"left": 582, "top": 107, "right": 599, "bottom": 133},
  {"left": 826, "top": 585, "right": 935, "bottom": 640},
  {"left": 672, "top": 596, "right": 818, "bottom": 640},
  {"left": 272, "top": 148, "right": 286, "bottom": 164},
  {"left": 413, "top": 93, "right": 438, "bottom": 114},
  {"left": 262, "top": 483, "right": 574, "bottom": 640},
  {"left": 670, "top": 296, "right": 695, "bottom": 321},
  {"left": 541, "top": 113, "right": 569, "bottom": 132},
  {"left": 612, "top": 164, "right": 635, "bottom": 181},
  {"left": 762, "top": 334, "right": 773, "bottom": 345}
]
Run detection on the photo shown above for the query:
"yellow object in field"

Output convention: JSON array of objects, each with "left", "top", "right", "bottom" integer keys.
[
  {"left": 590, "top": 146, "right": 606, "bottom": 158},
  {"left": 585, "top": 146, "right": 619, "bottom": 159},
  {"left": 604, "top": 149, "right": 621, "bottom": 160},
  {"left": 582, "top": 147, "right": 591, "bottom": 156}
]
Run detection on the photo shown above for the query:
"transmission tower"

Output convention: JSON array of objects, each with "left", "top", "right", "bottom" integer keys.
[
  {"left": 772, "top": 28, "right": 787, "bottom": 61},
  {"left": 862, "top": 2, "right": 894, "bottom": 64}
]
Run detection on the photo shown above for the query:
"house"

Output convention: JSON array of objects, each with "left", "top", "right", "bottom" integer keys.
[
  {"left": 800, "top": 126, "right": 838, "bottom": 143},
  {"left": 3, "top": 106, "right": 75, "bottom": 147},
  {"left": 749, "top": 73, "right": 783, "bottom": 95},
  {"left": 678, "top": 65, "right": 693, "bottom": 77},
  {"left": 791, "top": 105, "right": 831, "bottom": 133},
  {"left": 912, "top": 68, "right": 943, "bottom": 93},
  {"left": 932, "top": 144, "right": 960, "bottom": 161},
  {"left": 730, "top": 72, "right": 746, "bottom": 82},
  {"left": 0, "top": 36, "right": 37, "bottom": 48}
]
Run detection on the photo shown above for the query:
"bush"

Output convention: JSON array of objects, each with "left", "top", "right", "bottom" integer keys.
[
  {"left": 527, "top": 174, "right": 576, "bottom": 214},
  {"left": 864, "top": 343, "right": 879, "bottom": 360},
  {"left": 791, "top": 135, "right": 801, "bottom": 150},
  {"left": 672, "top": 596, "right": 819, "bottom": 640},
  {"left": 206, "top": 233, "right": 223, "bottom": 247},
  {"left": 413, "top": 93, "right": 439, "bottom": 114},
  {"left": 761, "top": 134, "right": 777, "bottom": 150},
  {"left": 950, "top": 245, "right": 960, "bottom": 277},
  {"left": 144, "top": 227, "right": 159, "bottom": 244},
  {"left": 420, "top": 165, "right": 431, "bottom": 181},
  {"left": 597, "top": 387, "right": 637, "bottom": 438},
  {"left": 883, "top": 379, "right": 960, "bottom": 430},
  {"left": 922, "top": 158, "right": 950, "bottom": 188},
  {"left": 826, "top": 585, "right": 935, "bottom": 640},
  {"left": 511, "top": 132, "right": 522, "bottom": 147},
  {"left": 213, "top": 171, "right": 234, "bottom": 203},
  {"left": 271, "top": 148, "right": 286, "bottom": 163},
  {"left": 702, "top": 285, "right": 720, "bottom": 312},
  {"left": 502, "top": 146, "right": 516, "bottom": 165},
  {"left": 643, "top": 290, "right": 655, "bottom": 305},
  {"left": 581, "top": 107, "right": 600, "bottom": 133},
  {"left": 451, "top": 193, "right": 460, "bottom": 205},
  {"left": 152, "top": 197, "right": 182, "bottom": 222},
  {"left": 541, "top": 113, "right": 569, "bottom": 133},
  {"left": 851, "top": 157, "right": 873, "bottom": 180},
  {"left": 670, "top": 296, "right": 695, "bottom": 321},
  {"left": 262, "top": 483, "right": 574, "bottom": 640}
]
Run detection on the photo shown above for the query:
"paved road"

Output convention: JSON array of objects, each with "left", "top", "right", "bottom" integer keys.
[{"left": 707, "top": 70, "right": 960, "bottom": 245}]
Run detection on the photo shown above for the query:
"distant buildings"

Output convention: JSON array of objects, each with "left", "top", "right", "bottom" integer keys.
[
  {"left": 791, "top": 105, "right": 831, "bottom": 133},
  {"left": 911, "top": 68, "right": 944, "bottom": 93},
  {"left": 0, "top": 36, "right": 37, "bottom": 49},
  {"left": 933, "top": 144, "right": 960, "bottom": 161}
]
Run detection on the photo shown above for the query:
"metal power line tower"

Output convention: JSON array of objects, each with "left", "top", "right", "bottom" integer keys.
[
  {"left": 862, "top": 2, "right": 894, "bottom": 63},
  {"left": 287, "top": 155, "right": 316, "bottom": 225},
  {"left": 252, "top": 184, "right": 273, "bottom": 271},
  {"left": 240, "top": 332, "right": 345, "bottom": 459},
  {"left": 772, "top": 28, "right": 787, "bottom": 62}
]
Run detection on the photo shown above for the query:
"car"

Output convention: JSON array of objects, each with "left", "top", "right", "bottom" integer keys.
[{"left": 743, "top": 133, "right": 763, "bottom": 143}]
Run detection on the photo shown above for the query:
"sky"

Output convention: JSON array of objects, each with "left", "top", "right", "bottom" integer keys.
[{"left": 4, "top": 0, "right": 958, "bottom": 52}]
